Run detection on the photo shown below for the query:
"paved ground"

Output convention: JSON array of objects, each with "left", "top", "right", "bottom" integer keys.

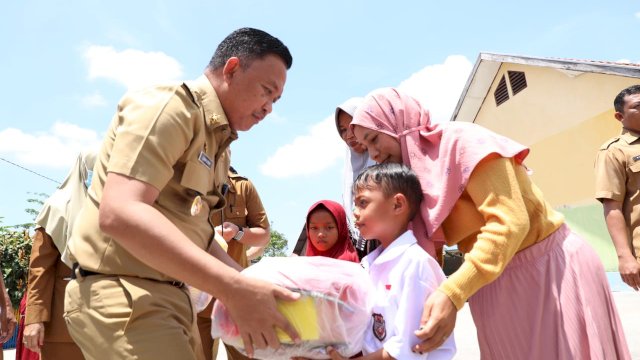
[{"left": 5, "top": 291, "right": 638, "bottom": 360}]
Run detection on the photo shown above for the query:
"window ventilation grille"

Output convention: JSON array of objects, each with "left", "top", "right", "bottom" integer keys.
[
  {"left": 494, "top": 75, "right": 510, "bottom": 106},
  {"left": 508, "top": 71, "right": 527, "bottom": 95}
]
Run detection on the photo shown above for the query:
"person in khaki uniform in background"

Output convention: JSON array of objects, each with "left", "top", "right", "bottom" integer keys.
[
  {"left": 595, "top": 84, "right": 640, "bottom": 291},
  {"left": 197, "top": 165, "right": 270, "bottom": 360},
  {"left": 63, "top": 27, "right": 300, "bottom": 360},
  {"left": 22, "top": 151, "right": 95, "bottom": 360}
]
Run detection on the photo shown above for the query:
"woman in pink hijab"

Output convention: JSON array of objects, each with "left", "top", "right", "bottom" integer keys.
[{"left": 349, "top": 88, "right": 630, "bottom": 360}]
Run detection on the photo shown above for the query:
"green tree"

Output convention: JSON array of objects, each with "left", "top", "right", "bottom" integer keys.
[
  {"left": 0, "top": 218, "right": 33, "bottom": 308},
  {"left": 0, "top": 192, "right": 47, "bottom": 308},
  {"left": 253, "top": 227, "right": 288, "bottom": 263}
]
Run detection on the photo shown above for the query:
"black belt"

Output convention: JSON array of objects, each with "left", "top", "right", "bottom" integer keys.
[{"left": 71, "top": 263, "right": 185, "bottom": 288}]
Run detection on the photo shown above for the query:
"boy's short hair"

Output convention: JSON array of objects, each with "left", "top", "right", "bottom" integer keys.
[{"left": 353, "top": 163, "right": 424, "bottom": 220}]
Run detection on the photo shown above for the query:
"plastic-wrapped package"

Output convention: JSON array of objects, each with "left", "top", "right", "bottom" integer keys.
[
  {"left": 211, "top": 256, "right": 373, "bottom": 359},
  {"left": 187, "top": 233, "right": 228, "bottom": 312}
]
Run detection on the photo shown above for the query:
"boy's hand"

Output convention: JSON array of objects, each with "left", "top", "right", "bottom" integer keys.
[
  {"left": 327, "top": 346, "right": 348, "bottom": 360},
  {"left": 413, "top": 290, "right": 456, "bottom": 353}
]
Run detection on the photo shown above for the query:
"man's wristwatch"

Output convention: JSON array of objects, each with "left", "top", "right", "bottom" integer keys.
[{"left": 232, "top": 227, "right": 245, "bottom": 241}]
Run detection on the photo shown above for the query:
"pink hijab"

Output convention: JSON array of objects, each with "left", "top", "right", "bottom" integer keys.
[
  {"left": 305, "top": 200, "right": 360, "bottom": 263},
  {"left": 351, "top": 88, "right": 529, "bottom": 257}
]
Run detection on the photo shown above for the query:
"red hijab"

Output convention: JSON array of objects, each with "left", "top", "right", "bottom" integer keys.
[{"left": 305, "top": 200, "right": 359, "bottom": 263}]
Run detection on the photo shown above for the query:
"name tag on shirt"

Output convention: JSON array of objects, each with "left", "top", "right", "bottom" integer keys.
[{"left": 198, "top": 151, "right": 212, "bottom": 169}]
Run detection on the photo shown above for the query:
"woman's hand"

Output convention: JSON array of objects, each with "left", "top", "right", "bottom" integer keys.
[{"left": 413, "top": 290, "right": 456, "bottom": 353}]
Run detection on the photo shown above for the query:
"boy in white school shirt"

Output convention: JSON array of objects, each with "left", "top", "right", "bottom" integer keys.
[{"left": 327, "top": 163, "right": 456, "bottom": 360}]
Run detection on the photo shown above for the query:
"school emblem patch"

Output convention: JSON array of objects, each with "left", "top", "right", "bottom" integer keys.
[{"left": 372, "top": 313, "right": 386, "bottom": 341}]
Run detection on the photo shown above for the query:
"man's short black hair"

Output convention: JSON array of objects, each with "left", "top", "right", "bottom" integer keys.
[
  {"left": 614, "top": 85, "right": 640, "bottom": 113},
  {"left": 208, "top": 27, "right": 292, "bottom": 70},
  {"left": 353, "top": 163, "right": 424, "bottom": 221}
]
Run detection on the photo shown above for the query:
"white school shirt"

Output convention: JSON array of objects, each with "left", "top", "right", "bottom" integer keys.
[{"left": 361, "top": 230, "right": 456, "bottom": 360}]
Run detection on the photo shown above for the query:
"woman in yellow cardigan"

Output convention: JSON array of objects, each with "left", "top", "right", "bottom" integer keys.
[{"left": 349, "top": 88, "right": 630, "bottom": 360}]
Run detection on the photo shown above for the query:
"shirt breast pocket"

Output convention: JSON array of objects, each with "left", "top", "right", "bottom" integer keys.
[
  {"left": 181, "top": 160, "right": 211, "bottom": 195},
  {"left": 224, "top": 193, "right": 247, "bottom": 221},
  {"left": 179, "top": 160, "right": 224, "bottom": 214},
  {"left": 628, "top": 161, "right": 640, "bottom": 186}
]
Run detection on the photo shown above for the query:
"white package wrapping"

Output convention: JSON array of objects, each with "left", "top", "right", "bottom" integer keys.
[{"left": 211, "top": 256, "right": 373, "bottom": 359}]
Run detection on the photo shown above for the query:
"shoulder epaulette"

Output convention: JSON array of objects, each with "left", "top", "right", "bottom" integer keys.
[
  {"left": 229, "top": 173, "right": 247, "bottom": 181},
  {"left": 599, "top": 137, "right": 621, "bottom": 150}
]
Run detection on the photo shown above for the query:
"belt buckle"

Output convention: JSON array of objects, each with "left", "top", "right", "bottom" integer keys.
[{"left": 170, "top": 281, "right": 185, "bottom": 288}]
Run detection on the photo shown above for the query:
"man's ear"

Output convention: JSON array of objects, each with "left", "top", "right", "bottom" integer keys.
[
  {"left": 393, "top": 193, "right": 408, "bottom": 215},
  {"left": 222, "top": 57, "right": 241, "bottom": 81},
  {"left": 614, "top": 111, "right": 624, "bottom": 122}
]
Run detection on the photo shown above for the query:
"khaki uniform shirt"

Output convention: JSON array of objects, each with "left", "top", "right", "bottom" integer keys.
[
  {"left": 69, "top": 76, "right": 236, "bottom": 282},
  {"left": 595, "top": 129, "right": 640, "bottom": 258},
  {"left": 211, "top": 171, "right": 269, "bottom": 269}
]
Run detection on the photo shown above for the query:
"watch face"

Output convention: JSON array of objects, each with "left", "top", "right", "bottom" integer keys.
[{"left": 233, "top": 229, "right": 244, "bottom": 241}]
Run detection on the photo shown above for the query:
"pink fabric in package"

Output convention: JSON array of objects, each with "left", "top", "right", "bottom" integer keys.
[{"left": 211, "top": 256, "right": 373, "bottom": 359}]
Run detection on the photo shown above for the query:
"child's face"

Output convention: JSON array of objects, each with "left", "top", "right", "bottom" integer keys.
[
  {"left": 353, "top": 187, "right": 397, "bottom": 242},
  {"left": 308, "top": 209, "right": 340, "bottom": 251}
]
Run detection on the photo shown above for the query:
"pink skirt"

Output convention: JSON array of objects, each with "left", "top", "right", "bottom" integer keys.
[{"left": 468, "top": 224, "right": 630, "bottom": 360}]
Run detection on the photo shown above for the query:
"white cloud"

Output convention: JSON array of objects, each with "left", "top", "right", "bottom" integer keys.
[
  {"left": 635, "top": 12, "right": 640, "bottom": 19},
  {"left": 0, "top": 122, "right": 102, "bottom": 169},
  {"left": 617, "top": 58, "right": 640, "bottom": 65},
  {"left": 397, "top": 55, "right": 473, "bottom": 123},
  {"left": 265, "top": 111, "right": 287, "bottom": 124},
  {"left": 81, "top": 92, "right": 107, "bottom": 107},
  {"left": 260, "top": 55, "right": 473, "bottom": 178},
  {"left": 260, "top": 115, "right": 345, "bottom": 178},
  {"left": 84, "top": 45, "right": 183, "bottom": 90}
]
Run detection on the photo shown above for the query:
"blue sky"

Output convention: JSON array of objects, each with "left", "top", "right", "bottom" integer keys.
[{"left": 1, "top": 1, "right": 638, "bottom": 250}]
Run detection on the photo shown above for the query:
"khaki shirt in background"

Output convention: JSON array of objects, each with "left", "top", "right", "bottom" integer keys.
[
  {"left": 212, "top": 171, "right": 270, "bottom": 269},
  {"left": 68, "top": 75, "right": 236, "bottom": 282},
  {"left": 595, "top": 128, "right": 640, "bottom": 259}
]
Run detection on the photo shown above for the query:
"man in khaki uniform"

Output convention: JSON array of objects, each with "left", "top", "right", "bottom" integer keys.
[
  {"left": 198, "top": 166, "right": 270, "bottom": 360},
  {"left": 595, "top": 84, "right": 640, "bottom": 291},
  {"left": 64, "top": 28, "right": 300, "bottom": 360}
]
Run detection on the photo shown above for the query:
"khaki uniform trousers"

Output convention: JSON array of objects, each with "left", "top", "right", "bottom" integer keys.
[{"left": 64, "top": 275, "right": 204, "bottom": 360}]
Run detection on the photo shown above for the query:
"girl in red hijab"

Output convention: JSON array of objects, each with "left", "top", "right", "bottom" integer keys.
[{"left": 304, "top": 200, "right": 359, "bottom": 263}]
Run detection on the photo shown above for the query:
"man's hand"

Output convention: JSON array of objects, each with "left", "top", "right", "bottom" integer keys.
[
  {"left": 23, "top": 322, "right": 45, "bottom": 352},
  {"left": 223, "top": 276, "right": 300, "bottom": 358},
  {"left": 619, "top": 255, "right": 640, "bottom": 291},
  {"left": 603, "top": 199, "right": 640, "bottom": 291},
  {"left": 413, "top": 290, "right": 456, "bottom": 353},
  {"left": 0, "top": 302, "right": 17, "bottom": 343},
  {"left": 215, "top": 222, "right": 240, "bottom": 243}
]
